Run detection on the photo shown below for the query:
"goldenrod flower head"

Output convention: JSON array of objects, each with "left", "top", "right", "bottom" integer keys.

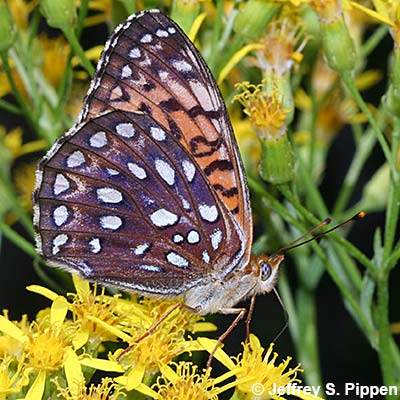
[
  {"left": 234, "top": 81, "right": 291, "bottom": 140},
  {"left": 233, "top": 335, "right": 303, "bottom": 399},
  {"left": 120, "top": 325, "right": 189, "bottom": 375},
  {"left": 153, "top": 362, "right": 218, "bottom": 400},
  {"left": 257, "top": 8, "right": 308, "bottom": 76},
  {"left": 68, "top": 282, "right": 121, "bottom": 345},
  {"left": 55, "top": 376, "right": 122, "bottom": 400},
  {"left": 24, "top": 321, "right": 72, "bottom": 373}
]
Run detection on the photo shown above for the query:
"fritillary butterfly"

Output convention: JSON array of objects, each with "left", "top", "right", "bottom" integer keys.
[{"left": 33, "top": 10, "right": 284, "bottom": 322}]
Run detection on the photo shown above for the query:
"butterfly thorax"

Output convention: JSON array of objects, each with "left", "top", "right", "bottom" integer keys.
[{"left": 183, "top": 254, "right": 284, "bottom": 315}]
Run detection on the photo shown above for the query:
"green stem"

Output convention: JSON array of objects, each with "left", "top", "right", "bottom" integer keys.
[
  {"left": 0, "top": 52, "right": 38, "bottom": 132},
  {"left": 292, "top": 144, "right": 329, "bottom": 217},
  {"left": 0, "top": 220, "right": 38, "bottom": 260},
  {"left": 0, "top": 175, "right": 35, "bottom": 238},
  {"left": 383, "top": 118, "right": 400, "bottom": 262},
  {"left": 341, "top": 71, "right": 397, "bottom": 179},
  {"left": 209, "top": 0, "right": 223, "bottom": 72},
  {"left": 377, "top": 272, "right": 396, "bottom": 397},
  {"left": 62, "top": 26, "right": 94, "bottom": 76},
  {"left": 76, "top": 0, "right": 90, "bottom": 37},
  {"left": 296, "top": 288, "right": 324, "bottom": 391},
  {"left": 360, "top": 25, "right": 389, "bottom": 59},
  {"left": 333, "top": 129, "right": 377, "bottom": 215},
  {"left": 0, "top": 98, "right": 22, "bottom": 114}
]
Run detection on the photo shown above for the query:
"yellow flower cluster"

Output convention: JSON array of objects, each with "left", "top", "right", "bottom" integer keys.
[{"left": 0, "top": 276, "right": 320, "bottom": 399}]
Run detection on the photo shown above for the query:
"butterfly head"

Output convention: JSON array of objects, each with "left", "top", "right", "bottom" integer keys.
[{"left": 251, "top": 254, "right": 284, "bottom": 293}]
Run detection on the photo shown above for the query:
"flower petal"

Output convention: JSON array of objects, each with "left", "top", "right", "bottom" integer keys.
[
  {"left": 50, "top": 296, "right": 69, "bottom": 326},
  {"left": 72, "top": 327, "right": 90, "bottom": 350},
  {"left": 64, "top": 348, "right": 85, "bottom": 397},
  {"left": 80, "top": 357, "right": 124, "bottom": 373},
  {"left": 72, "top": 274, "right": 90, "bottom": 296},
  {"left": 134, "top": 382, "right": 160, "bottom": 399},
  {"left": 218, "top": 43, "right": 264, "bottom": 84},
  {"left": 0, "top": 315, "right": 28, "bottom": 343},
  {"left": 23, "top": 370, "right": 46, "bottom": 400},
  {"left": 87, "top": 316, "right": 132, "bottom": 342},
  {"left": 26, "top": 285, "right": 58, "bottom": 301},
  {"left": 159, "top": 363, "right": 179, "bottom": 383},
  {"left": 125, "top": 362, "right": 146, "bottom": 391},
  {"left": 196, "top": 337, "right": 236, "bottom": 370}
]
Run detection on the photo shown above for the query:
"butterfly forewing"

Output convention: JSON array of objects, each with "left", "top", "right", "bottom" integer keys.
[
  {"left": 80, "top": 10, "right": 252, "bottom": 248},
  {"left": 35, "top": 110, "right": 243, "bottom": 294}
]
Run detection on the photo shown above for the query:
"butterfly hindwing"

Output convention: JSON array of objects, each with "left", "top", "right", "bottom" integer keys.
[
  {"left": 35, "top": 110, "right": 243, "bottom": 294},
  {"left": 80, "top": 10, "right": 252, "bottom": 250}
]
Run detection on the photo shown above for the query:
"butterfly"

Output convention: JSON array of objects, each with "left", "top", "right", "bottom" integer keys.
[{"left": 33, "top": 9, "right": 284, "bottom": 338}]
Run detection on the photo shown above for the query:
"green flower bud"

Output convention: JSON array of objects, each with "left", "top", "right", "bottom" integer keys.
[
  {"left": 170, "top": 0, "right": 200, "bottom": 36},
  {"left": 233, "top": 0, "right": 279, "bottom": 40},
  {"left": 320, "top": 16, "right": 356, "bottom": 73},
  {"left": 259, "top": 133, "right": 294, "bottom": 184},
  {"left": 0, "top": 2, "right": 16, "bottom": 53},
  {"left": 234, "top": 80, "right": 295, "bottom": 184},
  {"left": 40, "top": 0, "right": 76, "bottom": 30}
]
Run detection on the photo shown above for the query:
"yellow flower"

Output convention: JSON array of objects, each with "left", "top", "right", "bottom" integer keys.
[
  {"left": 208, "top": 334, "right": 324, "bottom": 400},
  {"left": 24, "top": 321, "right": 72, "bottom": 373},
  {"left": 28, "top": 275, "right": 126, "bottom": 349},
  {"left": 0, "top": 299, "right": 79, "bottom": 399},
  {"left": 152, "top": 362, "right": 219, "bottom": 400},
  {"left": 234, "top": 80, "right": 291, "bottom": 140}
]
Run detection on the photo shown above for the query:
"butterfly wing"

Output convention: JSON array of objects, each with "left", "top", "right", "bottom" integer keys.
[
  {"left": 34, "top": 111, "right": 244, "bottom": 294},
  {"left": 80, "top": 10, "right": 252, "bottom": 256}
]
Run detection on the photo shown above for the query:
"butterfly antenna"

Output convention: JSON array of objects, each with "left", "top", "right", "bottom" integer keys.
[
  {"left": 278, "top": 211, "right": 365, "bottom": 253},
  {"left": 271, "top": 287, "right": 289, "bottom": 343}
]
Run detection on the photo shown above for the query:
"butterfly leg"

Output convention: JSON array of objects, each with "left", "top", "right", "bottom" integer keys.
[
  {"left": 117, "top": 302, "right": 183, "bottom": 360},
  {"left": 206, "top": 307, "right": 247, "bottom": 369},
  {"left": 245, "top": 294, "right": 257, "bottom": 342}
]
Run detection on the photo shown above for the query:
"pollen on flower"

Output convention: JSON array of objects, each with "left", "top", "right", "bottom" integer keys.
[
  {"left": 153, "top": 362, "right": 218, "bottom": 400},
  {"left": 68, "top": 283, "right": 121, "bottom": 344},
  {"left": 234, "top": 81, "right": 291, "bottom": 140},
  {"left": 55, "top": 377, "right": 121, "bottom": 400},
  {"left": 121, "top": 328, "right": 189, "bottom": 375},
  {"left": 24, "top": 323, "right": 71, "bottom": 373}
]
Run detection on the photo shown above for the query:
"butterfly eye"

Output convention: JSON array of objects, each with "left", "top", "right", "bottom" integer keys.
[{"left": 260, "top": 261, "right": 272, "bottom": 281}]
